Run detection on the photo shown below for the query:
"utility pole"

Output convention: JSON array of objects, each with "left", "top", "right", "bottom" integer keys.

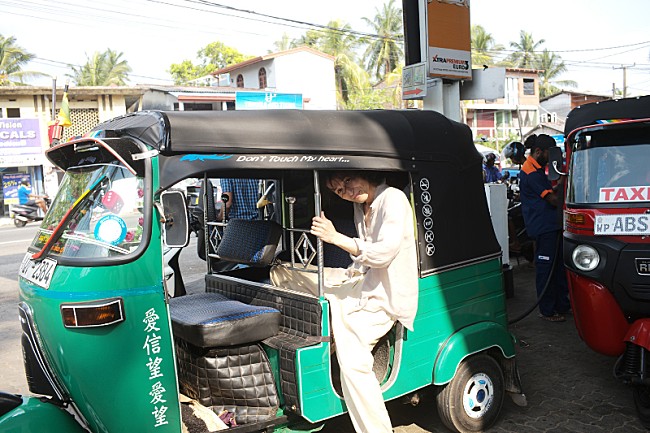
[{"left": 613, "top": 64, "right": 635, "bottom": 98}]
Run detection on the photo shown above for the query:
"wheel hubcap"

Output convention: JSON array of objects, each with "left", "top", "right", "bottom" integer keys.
[{"left": 462, "top": 372, "right": 494, "bottom": 419}]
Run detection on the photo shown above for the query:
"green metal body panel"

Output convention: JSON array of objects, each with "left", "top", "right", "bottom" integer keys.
[
  {"left": 0, "top": 396, "right": 87, "bottom": 432},
  {"left": 432, "top": 321, "right": 515, "bottom": 385},
  {"left": 18, "top": 164, "right": 182, "bottom": 433},
  {"left": 296, "top": 258, "right": 511, "bottom": 422}
]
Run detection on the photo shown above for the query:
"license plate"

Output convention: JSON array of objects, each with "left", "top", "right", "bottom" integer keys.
[
  {"left": 19, "top": 253, "right": 57, "bottom": 289},
  {"left": 594, "top": 214, "right": 650, "bottom": 236}
]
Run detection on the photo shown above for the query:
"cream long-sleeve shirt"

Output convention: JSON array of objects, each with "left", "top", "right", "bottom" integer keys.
[{"left": 349, "top": 183, "right": 419, "bottom": 331}]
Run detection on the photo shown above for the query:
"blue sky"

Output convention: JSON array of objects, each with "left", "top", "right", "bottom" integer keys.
[{"left": 2, "top": 0, "right": 649, "bottom": 96}]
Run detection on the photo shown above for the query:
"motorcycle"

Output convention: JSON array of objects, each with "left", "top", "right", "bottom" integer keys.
[{"left": 12, "top": 197, "right": 51, "bottom": 227}]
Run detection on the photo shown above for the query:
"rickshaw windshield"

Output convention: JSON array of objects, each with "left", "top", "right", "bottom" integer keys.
[
  {"left": 567, "top": 143, "right": 650, "bottom": 205},
  {"left": 31, "top": 163, "right": 145, "bottom": 259}
]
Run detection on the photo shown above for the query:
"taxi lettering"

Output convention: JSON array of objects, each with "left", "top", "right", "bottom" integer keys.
[{"left": 599, "top": 186, "right": 650, "bottom": 202}]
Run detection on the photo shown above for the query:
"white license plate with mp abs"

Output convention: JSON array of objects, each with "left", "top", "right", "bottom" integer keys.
[
  {"left": 19, "top": 253, "right": 57, "bottom": 289},
  {"left": 594, "top": 214, "right": 650, "bottom": 236}
]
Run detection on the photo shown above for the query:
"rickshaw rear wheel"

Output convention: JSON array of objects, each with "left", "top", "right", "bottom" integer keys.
[
  {"left": 633, "top": 385, "right": 650, "bottom": 428},
  {"left": 436, "top": 354, "right": 504, "bottom": 433}
]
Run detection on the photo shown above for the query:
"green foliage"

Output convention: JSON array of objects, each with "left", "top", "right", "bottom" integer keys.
[
  {"left": 471, "top": 25, "right": 504, "bottom": 67},
  {"left": 168, "top": 60, "right": 212, "bottom": 85},
  {"left": 0, "top": 34, "right": 46, "bottom": 85},
  {"left": 169, "top": 41, "right": 251, "bottom": 85},
  {"left": 362, "top": 0, "right": 403, "bottom": 82},
  {"left": 537, "top": 49, "right": 577, "bottom": 98},
  {"left": 68, "top": 49, "right": 131, "bottom": 86},
  {"left": 344, "top": 87, "right": 391, "bottom": 110},
  {"left": 507, "top": 31, "right": 545, "bottom": 69}
]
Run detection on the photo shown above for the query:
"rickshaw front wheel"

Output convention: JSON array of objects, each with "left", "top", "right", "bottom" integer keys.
[
  {"left": 633, "top": 385, "right": 650, "bottom": 428},
  {"left": 436, "top": 354, "right": 504, "bottom": 433}
]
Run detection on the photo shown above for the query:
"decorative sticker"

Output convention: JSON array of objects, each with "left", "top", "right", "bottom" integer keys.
[
  {"left": 94, "top": 215, "right": 127, "bottom": 245},
  {"left": 143, "top": 308, "right": 169, "bottom": 428},
  {"left": 419, "top": 177, "right": 435, "bottom": 256}
]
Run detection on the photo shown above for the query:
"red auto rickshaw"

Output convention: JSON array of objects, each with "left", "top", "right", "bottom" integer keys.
[{"left": 549, "top": 95, "right": 650, "bottom": 425}]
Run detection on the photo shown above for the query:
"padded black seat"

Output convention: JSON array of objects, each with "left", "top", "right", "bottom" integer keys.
[
  {"left": 217, "top": 219, "right": 282, "bottom": 266},
  {"left": 170, "top": 293, "right": 281, "bottom": 347}
]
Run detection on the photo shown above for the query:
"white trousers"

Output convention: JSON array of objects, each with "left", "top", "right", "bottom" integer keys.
[{"left": 326, "top": 284, "right": 395, "bottom": 433}]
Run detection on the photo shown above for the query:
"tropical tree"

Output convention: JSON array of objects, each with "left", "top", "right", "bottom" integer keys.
[
  {"left": 272, "top": 33, "right": 293, "bottom": 53},
  {"left": 68, "top": 49, "right": 131, "bottom": 86},
  {"left": 169, "top": 41, "right": 251, "bottom": 85},
  {"left": 507, "top": 31, "right": 545, "bottom": 69},
  {"left": 471, "top": 25, "right": 504, "bottom": 67},
  {"left": 361, "top": 0, "right": 404, "bottom": 82},
  {"left": 0, "top": 34, "right": 45, "bottom": 85},
  {"left": 537, "top": 49, "right": 577, "bottom": 97}
]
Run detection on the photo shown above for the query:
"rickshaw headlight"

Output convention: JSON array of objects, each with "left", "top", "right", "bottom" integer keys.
[{"left": 572, "top": 245, "right": 600, "bottom": 271}]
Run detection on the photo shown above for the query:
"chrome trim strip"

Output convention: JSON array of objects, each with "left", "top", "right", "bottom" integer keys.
[{"left": 420, "top": 252, "right": 502, "bottom": 278}]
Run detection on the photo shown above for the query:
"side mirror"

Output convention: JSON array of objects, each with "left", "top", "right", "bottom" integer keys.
[
  {"left": 548, "top": 146, "right": 566, "bottom": 181},
  {"left": 160, "top": 190, "right": 190, "bottom": 248}
]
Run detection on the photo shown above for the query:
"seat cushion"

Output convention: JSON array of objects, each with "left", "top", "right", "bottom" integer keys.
[
  {"left": 216, "top": 219, "right": 282, "bottom": 266},
  {"left": 170, "top": 293, "right": 281, "bottom": 347}
]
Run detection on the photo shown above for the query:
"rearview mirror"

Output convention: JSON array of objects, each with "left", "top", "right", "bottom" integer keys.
[
  {"left": 160, "top": 190, "right": 190, "bottom": 248},
  {"left": 547, "top": 146, "right": 566, "bottom": 181}
]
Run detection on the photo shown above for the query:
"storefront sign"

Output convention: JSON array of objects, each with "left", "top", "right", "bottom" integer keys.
[
  {"left": 0, "top": 118, "right": 45, "bottom": 167},
  {"left": 235, "top": 92, "right": 303, "bottom": 110}
]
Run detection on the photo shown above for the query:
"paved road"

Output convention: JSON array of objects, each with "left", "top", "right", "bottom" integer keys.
[{"left": 0, "top": 224, "right": 645, "bottom": 432}]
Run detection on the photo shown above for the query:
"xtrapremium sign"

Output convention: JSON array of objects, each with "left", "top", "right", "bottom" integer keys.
[
  {"left": 0, "top": 118, "right": 45, "bottom": 167},
  {"left": 427, "top": 0, "right": 472, "bottom": 80}
]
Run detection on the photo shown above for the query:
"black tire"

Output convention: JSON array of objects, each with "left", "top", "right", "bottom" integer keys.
[
  {"left": 436, "top": 354, "right": 505, "bottom": 433},
  {"left": 633, "top": 385, "right": 650, "bottom": 429},
  {"left": 14, "top": 218, "right": 27, "bottom": 227}
]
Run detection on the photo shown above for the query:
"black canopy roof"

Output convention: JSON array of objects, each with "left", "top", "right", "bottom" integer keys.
[
  {"left": 565, "top": 95, "right": 650, "bottom": 137},
  {"left": 91, "top": 109, "right": 479, "bottom": 167}
]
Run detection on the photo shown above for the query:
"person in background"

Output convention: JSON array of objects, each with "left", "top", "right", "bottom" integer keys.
[
  {"left": 519, "top": 134, "right": 571, "bottom": 322},
  {"left": 220, "top": 178, "right": 259, "bottom": 220},
  {"left": 310, "top": 171, "right": 418, "bottom": 433},
  {"left": 18, "top": 178, "right": 48, "bottom": 213},
  {"left": 483, "top": 152, "right": 504, "bottom": 183}
]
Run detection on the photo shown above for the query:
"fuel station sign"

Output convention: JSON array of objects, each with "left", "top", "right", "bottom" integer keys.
[{"left": 427, "top": 0, "right": 472, "bottom": 80}]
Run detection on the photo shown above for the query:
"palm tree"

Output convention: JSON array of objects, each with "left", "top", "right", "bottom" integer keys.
[
  {"left": 537, "top": 49, "right": 577, "bottom": 97},
  {"left": 0, "top": 34, "right": 45, "bottom": 85},
  {"left": 68, "top": 49, "right": 131, "bottom": 86},
  {"left": 508, "top": 31, "right": 545, "bottom": 69},
  {"left": 362, "top": 0, "right": 404, "bottom": 82},
  {"left": 471, "top": 25, "right": 504, "bottom": 67},
  {"left": 272, "top": 33, "right": 293, "bottom": 53},
  {"left": 293, "top": 20, "right": 368, "bottom": 106}
]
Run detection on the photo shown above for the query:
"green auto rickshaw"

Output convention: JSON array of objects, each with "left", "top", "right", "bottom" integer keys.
[{"left": 0, "top": 109, "right": 525, "bottom": 433}]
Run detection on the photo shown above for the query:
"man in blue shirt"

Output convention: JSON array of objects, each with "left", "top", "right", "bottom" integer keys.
[
  {"left": 483, "top": 153, "right": 503, "bottom": 183},
  {"left": 18, "top": 178, "right": 48, "bottom": 213},
  {"left": 221, "top": 178, "right": 259, "bottom": 220},
  {"left": 520, "top": 134, "right": 570, "bottom": 322}
]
